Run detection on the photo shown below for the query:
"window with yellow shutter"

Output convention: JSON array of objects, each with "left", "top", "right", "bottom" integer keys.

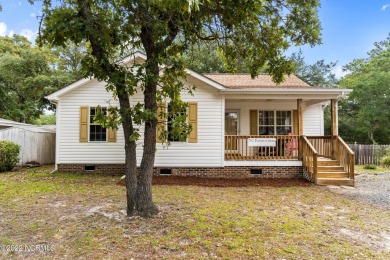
[
  {"left": 156, "top": 102, "right": 198, "bottom": 143},
  {"left": 79, "top": 106, "right": 117, "bottom": 142}
]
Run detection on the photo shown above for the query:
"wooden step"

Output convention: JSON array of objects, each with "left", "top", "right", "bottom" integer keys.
[
  {"left": 317, "top": 166, "right": 344, "bottom": 172},
  {"left": 317, "top": 160, "right": 341, "bottom": 166},
  {"left": 317, "top": 172, "right": 349, "bottom": 178},
  {"left": 316, "top": 178, "right": 354, "bottom": 186}
]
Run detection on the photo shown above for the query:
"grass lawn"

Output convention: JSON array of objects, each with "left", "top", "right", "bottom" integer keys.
[
  {"left": 1, "top": 166, "right": 389, "bottom": 259},
  {"left": 355, "top": 165, "right": 390, "bottom": 174}
]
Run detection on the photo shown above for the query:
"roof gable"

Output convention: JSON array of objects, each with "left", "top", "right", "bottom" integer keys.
[{"left": 46, "top": 52, "right": 225, "bottom": 101}]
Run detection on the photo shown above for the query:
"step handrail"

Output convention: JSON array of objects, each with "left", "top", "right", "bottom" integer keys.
[
  {"left": 301, "top": 136, "right": 318, "bottom": 183},
  {"left": 336, "top": 136, "right": 355, "bottom": 179},
  {"left": 336, "top": 136, "right": 355, "bottom": 155}
]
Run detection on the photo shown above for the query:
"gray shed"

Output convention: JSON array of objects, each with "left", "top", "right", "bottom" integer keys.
[{"left": 0, "top": 119, "right": 56, "bottom": 165}]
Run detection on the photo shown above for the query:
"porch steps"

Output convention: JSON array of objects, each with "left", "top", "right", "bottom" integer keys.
[
  {"left": 316, "top": 178, "right": 354, "bottom": 186},
  {"left": 316, "top": 157, "right": 354, "bottom": 186}
]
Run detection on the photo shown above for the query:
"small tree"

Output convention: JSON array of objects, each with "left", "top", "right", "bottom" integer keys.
[
  {"left": 0, "top": 141, "right": 20, "bottom": 172},
  {"left": 38, "top": 0, "right": 321, "bottom": 217}
]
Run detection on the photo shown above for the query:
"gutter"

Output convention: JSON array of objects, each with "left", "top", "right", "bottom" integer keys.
[{"left": 219, "top": 88, "right": 353, "bottom": 95}]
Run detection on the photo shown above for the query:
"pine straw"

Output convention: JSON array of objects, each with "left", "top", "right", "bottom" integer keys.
[{"left": 118, "top": 176, "right": 312, "bottom": 187}]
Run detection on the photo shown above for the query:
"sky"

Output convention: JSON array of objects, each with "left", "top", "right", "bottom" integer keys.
[{"left": 0, "top": 0, "right": 389, "bottom": 78}]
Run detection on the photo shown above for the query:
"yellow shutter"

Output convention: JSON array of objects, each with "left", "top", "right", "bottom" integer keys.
[
  {"left": 107, "top": 107, "right": 117, "bottom": 142},
  {"left": 156, "top": 102, "right": 166, "bottom": 143},
  {"left": 188, "top": 102, "right": 198, "bottom": 143},
  {"left": 249, "top": 110, "right": 258, "bottom": 135},
  {"left": 293, "top": 110, "right": 298, "bottom": 134},
  {"left": 80, "top": 106, "right": 89, "bottom": 142}
]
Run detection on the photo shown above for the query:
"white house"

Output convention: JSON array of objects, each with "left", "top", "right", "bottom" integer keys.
[{"left": 46, "top": 52, "right": 355, "bottom": 186}]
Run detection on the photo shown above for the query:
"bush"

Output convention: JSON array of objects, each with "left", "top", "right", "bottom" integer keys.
[
  {"left": 0, "top": 141, "right": 20, "bottom": 172},
  {"left": 381, "top": 156, "right": 390, "bottom": 168},
  {"left": 363, "top": 164, "right": 377, "bottom": 170}
]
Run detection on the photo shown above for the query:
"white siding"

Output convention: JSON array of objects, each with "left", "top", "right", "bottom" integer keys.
[
  {"left": 57, "top": 77, "right": 224, "bottom": 167},
  {"left": 302, "top": 104, "right": 324, "bottom": 136},
  {"left": 57, "top": 80, "right": 123, "bottom": 164},
  {"left": 225, "top": 100, "right": 323, "bottom": 136}
]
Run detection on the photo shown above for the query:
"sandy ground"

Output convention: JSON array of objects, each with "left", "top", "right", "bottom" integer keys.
[{"left": 327, "top": 172, "right": 390, "bottom": 210}]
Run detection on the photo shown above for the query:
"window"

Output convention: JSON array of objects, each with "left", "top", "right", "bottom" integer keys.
[
  {"left": 167, "top": 103, "right": 186, "bottom": 142},
  {"left": 89, "top": 107, "right": 107, "bottom": 141},
  {"left": 259, "top": 110, "right": 292, "bottom": 135}
]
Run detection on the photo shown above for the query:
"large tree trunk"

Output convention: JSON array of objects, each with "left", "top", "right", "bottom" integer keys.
[
  {"left": 136, "top": 56, "right": 159, "bottom": 217},
  {"left": 117, "top": 91, "right": 138, "bottom": 216}
]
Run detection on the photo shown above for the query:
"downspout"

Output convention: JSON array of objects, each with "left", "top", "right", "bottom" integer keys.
[{"left": 49, "top": 99, "right": 58, "bottom": 174}]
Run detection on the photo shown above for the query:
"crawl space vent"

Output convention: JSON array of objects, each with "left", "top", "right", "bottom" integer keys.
[
  {"left": 250, "top": 169, "right": 262, "bottom": 175},
  {"left": 160, "top": 169, "right": 172, "bottom": 175}
]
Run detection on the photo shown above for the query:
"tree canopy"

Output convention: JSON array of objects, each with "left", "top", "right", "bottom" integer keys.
[
  {"left": 183, "top": 42, "right": 226, "bottom": 73},
  {"left": 339, "top": 35, "right": 390, "bottom": 144},
  {"left": 290, "top": 50, "right": 338, "bottom": 87},
  {"left": 39, "top": 0, "right": 321, "bottom": 217},
  {"left": 0, "top": 35, "right": 73, "bottom": 123}
]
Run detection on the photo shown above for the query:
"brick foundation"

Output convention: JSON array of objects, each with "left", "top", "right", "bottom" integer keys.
[{"left": 57, "top": 164, "right": 303, "bottom": 178}]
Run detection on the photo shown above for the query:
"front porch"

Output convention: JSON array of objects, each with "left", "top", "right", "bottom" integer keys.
[
  {"left": 224, "top": 134, "right": 355, "bottom": 186},
  {"left": 223, "top": 98, "right": 355, "bottom": 186},
  {"left": 225, "top": 134, "right": 299, "bottom": 160}
]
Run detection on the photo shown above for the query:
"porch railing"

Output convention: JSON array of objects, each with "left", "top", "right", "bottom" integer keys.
[
  {"left": 336, "top": 136, "right": 355, "bottom": 179},
  {"left": 306, "top": 135, "right": 355, "bottom": 180},
  {"left": 306, "top": 136, "right": 332, "bottom": 158},
  {"left": 224, "top": 135, "right": 299, "bottom": 160},
  {"left": 301, "top": 136, "right": 318, "bottom": 182}
]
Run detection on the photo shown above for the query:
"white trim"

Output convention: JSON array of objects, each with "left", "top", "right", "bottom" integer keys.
[
  {"left": 224, "top": 160, "right": 302, "bottom": 167},
  {"left": 54, "top": 101, "right": 60, "bottom": 171},
  {"left": 120, "top": 51, "right": 147, "bottom": 64},
  {"left": 220, "top": 88, "right": 352, "bottom": 94},
  {"left": 225, "top": 109, "right": 240, "bottom": 135},
  {"left": 88, "top": 106, "right": 109, "bottom": 143},
  {"left": 46, "top": 51, "right": 147, "bottom": 101},
  {"left": 46, "top": 78, "right": 92, "bottom": 101},
  {"left": 320, "top": 105, "right": 324, "bottom": 136},
  {"left": 256, "top": 110, "right": 293, "bottom": 135},
  {"left": 221, "top": 95, "right": 225, "bottom": 167},
  {"left": 186, "top": 69, "right": 225, "bottom": 90},
  {"left": 153, "top": 164, "right": 226, "bottom": 167},
  {"left": 46, "top": 52, "right": 226, "bottom": 102}
]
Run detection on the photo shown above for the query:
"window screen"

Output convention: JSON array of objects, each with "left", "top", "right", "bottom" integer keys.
[
  {"left": 90, "top": 107, "right": 107, "bottom": 141},
  {"left": 259, "top": 110, "right": 292, "bottom": 135},
  {"left": 167, "top": 104, "right": 186, "bottom": 142}
]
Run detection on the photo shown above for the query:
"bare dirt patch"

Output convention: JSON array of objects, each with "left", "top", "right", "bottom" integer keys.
[{"left": 1, "top": 166, "right": 390, "bottom": 259}]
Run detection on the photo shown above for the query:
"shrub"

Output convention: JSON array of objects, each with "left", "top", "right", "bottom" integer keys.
[
  {"left": 0, "top": 140, "right": 20, "bottom": 172},
  {"left": 363, "top": 164, "right": 377, "bottom": 170},
  {"left": 381, "top": 156, "right": 390, "bottom": 168}
]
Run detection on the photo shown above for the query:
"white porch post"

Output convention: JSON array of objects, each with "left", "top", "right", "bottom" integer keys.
[
  {"left": 297, "top": 99, "right": 303, "bottom": 159},
  {"left": 331, "top": 99, "right": 338, "bottom": 159},
  {"left": 331, "top": 99, "right": 338, "bottom": 136},
  {"left": 221, "top": 95, "right": 225, "bottom": 166},
  {"left": 297, "top": 99, "right": 303, "bottom": 135}
]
